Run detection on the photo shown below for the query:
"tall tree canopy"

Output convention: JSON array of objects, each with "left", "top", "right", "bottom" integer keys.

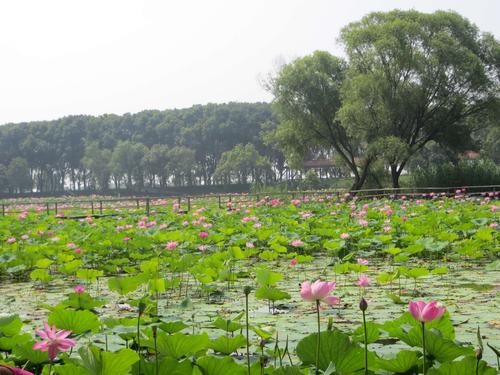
[
  {"left": 339, "top": 9, "right": 500, "bottom": 187},
  {"left": 270, "top": 51, "right": 374, "bottom": 190},
  {"left": 0, "top": 103, "right": 282, "bottom": 193}
]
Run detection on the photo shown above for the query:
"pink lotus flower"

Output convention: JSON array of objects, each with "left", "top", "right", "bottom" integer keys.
[
  {"left": 340, "top": 233, "right": 350, "bottom": 239},
  {"left": 290, "top": 258, "right": 297, "bottom": 266},
  {"left": 357, "top": 274, "right": 370, "bottom": 288},
  {"left": 159, "top": 223, "right": 168, "bottom": 229},
  {"left": 21, "top": 234, "right": 29, "bottom": 240},
  {"left": 291, "top": 239, "right": 304, "bottom": 247},
  {"left": 245, "top": 241, "right": 255, "bottom": 248},
  {"left": 123, "top": 237, "right": 131, "bottom": 241},
  {"left": 300, "top": 280, "right": 339, "bottom": 305},
  {"left": 383, "top": 226, "right": 392, "bottom": 232},
  {"left": 490, "top": 222, "right": 498, "bottom": 228},
  {"left": 199, "top": 231, "right": 209, "bottom": 238},
  {"left": 6, "top": 237, "right": 16, "bottom": 244},
  {"left": 357, "top": 258, "right": 369, "bottom": 266},
  {"left": 198, "top": 244, "right": 208, "bottom": 252},
  {"left": 401, "top": 216, "right": 408, "bottom": 222},
  {"left": 74, "top": 285, "right": 85, "bottom": 294},
  {"left": 182, "top": 220, "right": 189, "bottom": 226},
  {"left": 408, "top": 300, "right": 446, "bottom": 322},
  {"left": 491, "top": 205, "right": 498, "bottom": 212},
  {"left": 0, "top": 364, "right": 34, "bottom": 375},
  {"left": 66, "top": 243, "right": 76, "bottom": 249},
  {"left": 165, "top": 241, "right": 178, "bottom": 250},
  {"left": 358, "top": 219, "right": 369, "bottom": 227},
  {"left": 33, "top": 322, "right": 76, "bottom": 360},
  {"left": 74, "top": 248, "right": 82, "bottom": 255}
]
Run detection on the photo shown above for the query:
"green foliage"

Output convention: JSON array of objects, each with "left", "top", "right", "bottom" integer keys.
[
  {"left": 0, "top": 103, "right": 277, "bottom": 193},
  {"left": 376, "top": 350, "right": 419, "bottom": 373},
  {"left": 256, "top": 268, "right": 283, "bottom": 287},
  {"left": 427, "top": 356, "right": 497, "bottom": 375},
  {"left": 296, "top": 329, "right": 366, "bottom": 372},
  {"left": 209, "top": 334, "right": 246, "bottom": 355},
  {"left": 12, "top": 340, "right": 49, "bottom": 364},
  {"left": 255, "top": 287, "right": 291, "bottom": 302},
  {"left": 339, "top": 9, "right": 499, "bottom": 188},
  {"left": 59, "top": 293, "right": 105, "bottom": 310},
  {"left": 196, "top": 356, "right": 246, "bottom": 375},
  {"left": 158, "top": 321, "right": 189, "bottom": 334},
  {"left": 76, "top": 269, "right": 104, "bottom": 282},
  {"left": 48, "top": 308, "right": 100, "bottom": 334},
  {"left": 144, "top": 332, "right": 210, "bottom": 359},
  {"left": 108, "top": 275, "right": 145, "bottom": 295},
  {"left": 72, "top": 345, "right": 140, "bottom": 375},
  {"left": 0, "top": 315, "right": 22, "bottom": 337},
  {"left": 413, "top": 159, "right": 500, "bottom": 187},
  {"left": 214, "top": 143, "right": 271, "bottom": 184}
]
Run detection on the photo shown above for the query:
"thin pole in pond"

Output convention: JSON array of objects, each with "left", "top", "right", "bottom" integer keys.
[
  {"left": 218, "top": 195, "right": 221, "bottom": 209},
  {"left": 146, "top": 198, "right": 150, "bottom": 216},
  {"left": 46, "top": 203, "right": 50, "bottom": 215},
  {"left": 187, "top": 196, "right": 191, "bottom": 211},
  {"left": 99, "top": 201, "right": 103, "bottom": 214},
  {"left": 55, "top": 202, "right": 58, "bottom": 215},
  {"left": 1, "top": 204, "right": 5, "bottom": 216},
  {"left": 91, "top": 201, "right": 94, "bottom": 215}
]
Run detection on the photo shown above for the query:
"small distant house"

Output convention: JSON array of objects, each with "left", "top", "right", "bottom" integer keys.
[{"left": 302, "top": 159, "right": 335, "bottom": 178}]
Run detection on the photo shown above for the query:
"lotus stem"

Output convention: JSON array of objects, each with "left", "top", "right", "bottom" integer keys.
[
  {"left": 244, "top": 286, "right": 251, "bottom": 375},
  {"left": 153, "top": 326, "right": 159, "bottom": 375},
  {"left": 422, "top": 322, "right": 426, "bottom": 375},
  {"left": 362, "top": 308, "right": 368, "bottom": 375},
  {"left": 316, "top": 299, "right": 321, "bottom": 375}
]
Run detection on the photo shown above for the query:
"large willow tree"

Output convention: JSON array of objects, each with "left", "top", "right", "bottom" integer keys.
[
  {"left": 270, "top": 10, "right": 499, "bottom": 190},
  {"left": 339, "top": 10, "right": 500, "bottom": 188},
  {"left": 270, "top": 51, "right": 374, "bottom": 190}
]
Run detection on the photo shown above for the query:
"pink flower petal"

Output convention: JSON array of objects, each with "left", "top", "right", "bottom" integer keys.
[
  {"left": 300, "top": 281, "right": 314, "bottom": 302},
  {"left": 323, "top": 296, "right": 340, "bottom": 305}
]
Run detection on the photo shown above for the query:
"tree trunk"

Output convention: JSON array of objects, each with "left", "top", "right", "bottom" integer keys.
[
  {"left": 350, "top": 158, "right": 373, "bottom": 191},
  {"left": 390, "top": 165, "right": 401, "bottom": 189}
]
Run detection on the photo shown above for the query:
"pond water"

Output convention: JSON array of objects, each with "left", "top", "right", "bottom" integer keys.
[{"left": 1, "top": 257, "right": 498, "bottom": 366}]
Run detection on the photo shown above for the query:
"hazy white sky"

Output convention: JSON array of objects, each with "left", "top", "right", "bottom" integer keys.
[{"left": 0, "top": 0, "right": 498, "bottom": 125}]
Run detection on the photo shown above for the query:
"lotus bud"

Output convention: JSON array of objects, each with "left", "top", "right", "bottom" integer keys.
[
  {"left": 476, "top": 348, "right": 482, "bottom": 360},
  {"left": 359, "top": 297, "right": 368, "bottom": 312}
]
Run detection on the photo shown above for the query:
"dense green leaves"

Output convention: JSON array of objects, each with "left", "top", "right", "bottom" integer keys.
[
  {"left": 75, "top": 345, "right": 140, "bottom": 375},
  {"left": 296, "top": 330, "right": 366, "bottom": 372},
  {"left": 196, "top": 356, "right": 246, "bottom": 375},
  {"left": 48, "top": 308, "right": 100, "bottom": 334},
  {"left": 427, "top": 356, "right": 497, "bottom": 375},
  {"left": 376, "top": 350, "right": 420, "bottom": 373},
  {"left": 145, "top": 332, "right": 210, "bottom": 359}
]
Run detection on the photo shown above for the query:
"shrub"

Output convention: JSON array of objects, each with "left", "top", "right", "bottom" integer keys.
[{"left": 412, "top": 159, "right": 500, "bottom": 187}]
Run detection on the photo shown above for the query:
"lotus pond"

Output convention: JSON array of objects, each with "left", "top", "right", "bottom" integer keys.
[{"left": 0, "top": 192, "right": 498, "bottom": 374}]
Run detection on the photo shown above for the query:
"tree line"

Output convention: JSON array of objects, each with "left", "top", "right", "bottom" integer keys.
[
  {"left": 0, "top": 9, "right": 498, "bottom": 194},
  {"left": 0, "top": 103, "right": 294, "bottom": 193},
  {"left": 269, "top": 9, "right": 499, "bottom": 189}
]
